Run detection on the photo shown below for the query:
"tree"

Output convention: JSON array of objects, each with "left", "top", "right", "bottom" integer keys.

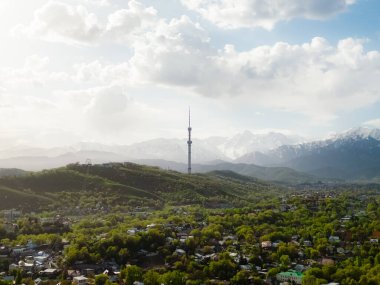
[
  {"left": 251, "top": 276, "right": 264, "bottom": 285},
  {"left": 267, "top": 268, "right": 280, "bottom": 284},
  {"left": 15, "top": 270, "right": 22, "bottom": 285},
  {"left": 143, "top": 270, "right": 161, "bottom": 285},
  {"left": 160, "top": 270, "right": 186, "bottom": 285},
  {"left": 95, "top": 274, "right": 109, "bottom": 285},
  {"left": 280, "top": 255, "right": 290, "bottom": 269},
  {"left": 302, "top": 275, "right": 318, "bottom": 285},
  {"left": 122, "top": 265, "right": 143, "bottom": 285},
  {"left": 230, "top": 270, "right": 250, "bottom": 285},
  {"left": 267, "top": 267, "right": 280, "bottom": 278},
  {"left": 209, "top": 255, "right": 237, "bottom": 280}
]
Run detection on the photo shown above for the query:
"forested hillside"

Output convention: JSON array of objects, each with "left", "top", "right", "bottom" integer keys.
[{"left": 0, "top": 162, "right": 277, "bottom": 212}]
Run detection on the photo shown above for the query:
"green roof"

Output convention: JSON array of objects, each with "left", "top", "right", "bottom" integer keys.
[{"left": 278, "top": 271, "right": 303, "bottom": 277}]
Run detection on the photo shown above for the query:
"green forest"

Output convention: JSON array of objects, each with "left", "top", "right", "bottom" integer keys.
[{"left": 0, "top": 163, "right": 379, "bottom": 285}]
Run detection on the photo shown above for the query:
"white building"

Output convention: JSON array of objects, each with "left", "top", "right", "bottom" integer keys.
[{"left": 73, "top": 276, "right": 88, "bottom": 285}]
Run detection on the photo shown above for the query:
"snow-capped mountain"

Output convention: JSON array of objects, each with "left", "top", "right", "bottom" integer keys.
[
  {"left": 0, "top": 131, "right": 303, "bottom": 169},
  {"left": 333, "top": 126, "right": 380, "bottom": 141},
  {"left": 1, "top": 127, "right": 379, "bottom": 181},
  {"left": 216, "top": 130, "right": 303, "bottom": 159},
  {"left": 237, "top": 127, "right": 380, "bottom": 181}
]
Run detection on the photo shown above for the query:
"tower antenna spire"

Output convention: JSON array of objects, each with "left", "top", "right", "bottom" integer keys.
[{"left": 187, "top": 107, "right": 192, "bottom": 174}]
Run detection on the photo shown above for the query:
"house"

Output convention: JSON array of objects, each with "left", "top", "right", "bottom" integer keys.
[
  {"left": 12, "top": 246, "right": 27, "bottom": 255},
  {"left": 280, "top": 204, "right": 289, "bottom": 212},
  {"left": 2, "top": 276, "right": 14, "bottom": 283},
  {"left": 276, "top": 271, "right": 303, "bottom": 285},
  {"left": 34, "top": 254, "right": 49, "bottom": 264},
  {"left": 303, "top": 240, "right": 312, "bottom": 247},
  {"left": 371, "top": 231, "right": 380, "bottom": 239},
  {"left": 336, "top": 247, "right": 345, "bottom": 255},
  {"left": 291, "top": 235, "right": 300, "bottom": 241},
  {"left": 40, "top": 268, "right": 59, "bottom": 277},
  {"left": 67, "top": 270, "right": 82, "bottom": 279},
  {"left": 261, "top": 241, "right": 272, "bottom": 249},
  {"left": 340, "top": 216, "right": 351, "bottom": 223},
  {"left": 328, "top": 236, "right": 340, "bottom": 243},
  {"left": 18, "top": 260, "right": 34, "bottom": 271},
  {"left": 174, "top": 249, "right": 186, "bottom": 256},
  {"left": 3, "top": 223, "right": 18, "bottom": 233},
  {"left": 0, "top": 246, "right": 10, "bottom": 256},
  {"left": 9, "top": 263, "right": 19, "bottom": 271},
  {"left": 321, "top": 258, "right": 335, "bottom": 266},
  {"left": 146, "top": 223, "right": 157, "bottom": 229},
  {"left": 83, "top": 268, "right": 95, "bottom": 277},
  {"left": 26, "top": 240, "right": 37, "bottom": 250},
  {"left": 73, "top": 276, "right": 88, "bottom": 285},
  {"left": 166, "top": 237, "right": 174, "bottom": 244},
  {"left": 127, "top": 228, "right": 137, "bottom": 235},
  {"left": 294, "top": 264, "right": 305, "bottom": 272},
  {"left": 2, "top": 209, "right": 22, "bottom": 223},
  {"left": 240, "top": 264, "right": 252, "bottom": 271}
]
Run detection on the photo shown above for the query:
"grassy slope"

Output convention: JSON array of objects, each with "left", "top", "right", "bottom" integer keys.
[{"left": 0, "top": 162, "right": 274, "bottom": 211}]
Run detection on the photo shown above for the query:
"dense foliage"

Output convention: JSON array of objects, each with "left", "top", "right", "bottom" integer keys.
[{"left": 0, "top": 163, "right": 379, "bottom": 284}]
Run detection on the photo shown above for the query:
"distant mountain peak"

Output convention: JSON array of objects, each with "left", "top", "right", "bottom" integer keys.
[{"left": 334, "top": 127, "right": 380, "bottom": 141}]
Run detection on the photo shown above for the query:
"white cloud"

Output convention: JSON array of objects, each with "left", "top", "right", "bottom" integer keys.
[
  {"left": 63, "top": 85, "right": 163, "bottom": 143},
  {"left": 64, "top": 8, "right": 380, "bottom": 125},
  {"left": 81, "top": 0, "right": 110, "bottom": 6},
  {"left": 73, "top": 60, "right": 131, "bottom": 85},
  {"left": 122, "top": 18, "right": 380, "bottom": 123},
  {"left": 85, "top": 86, "right": 128, "bottom": 116},
  {"left": 130, "top": 15, "right": 213, "bottom": 87},
  {"left": 0, "top": 55, "right": 70, "bottom": 90},
  {"left": 13, "top": 0, "right": 158, "bottom": 45},
  {"left": 84, "top": 85, "right": 130, "bottom": 133},
  {"left": 17, "top": 7, "right": 379, "bottom": 126},
  {"left": 181, "top": 0, "right": 355, "bottom": 30},
  {"left": 24, "top": 54, "right": 50, "bottom": 70},
  {"left": 105, "top": 0, "right": 157, "bottom": 42},
  {"left": 363, "top": 118, "right": 380, "bottom": 128},
  {"left": 5, "top": 0, "right": 380, "bottom": 143},
  {"left": 14, "top": 1, "right": 102, "bottom": 45}
]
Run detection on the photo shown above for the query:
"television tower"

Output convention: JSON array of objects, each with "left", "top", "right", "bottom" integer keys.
[{"left": 187, "top": 108, "right": 192, "bottom": 174}]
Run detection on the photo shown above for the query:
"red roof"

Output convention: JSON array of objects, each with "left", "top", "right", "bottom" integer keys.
[{"left": 372, "top": 231, "right": 380, "bottom": 238}]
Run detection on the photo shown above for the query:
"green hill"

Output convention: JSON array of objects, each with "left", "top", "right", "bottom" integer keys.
[
  {"left": 134, "top": 159, "right": 326, "bottom": 184},
  {"left": 0, "top": 162, "right": 276, "bottom": 212},
  {"left": 195, "top": 162, "right": 321, "bottom": 184},
  {"left": 0, "top": 168, "right": 28, "bottom": 177}
]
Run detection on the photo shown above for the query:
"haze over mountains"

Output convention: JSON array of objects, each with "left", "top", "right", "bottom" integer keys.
[
  {"left": 0, "top": 131, "right": 304, "bottom": 167},
  {"left": 1, "top": 127, "right": 380, "bottom": 183}
]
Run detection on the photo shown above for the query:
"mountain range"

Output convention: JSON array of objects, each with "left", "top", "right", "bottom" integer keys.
[
  {"left": 0, "top": 127, "right": 379, "bottom": 183},
  {"left": 238, "top": 127, "right": 380, "bottom": 181}
]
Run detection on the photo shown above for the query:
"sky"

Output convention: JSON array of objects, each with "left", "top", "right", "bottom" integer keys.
[{"left": 1, "top": 0, "right": 380, "bottom": 148}]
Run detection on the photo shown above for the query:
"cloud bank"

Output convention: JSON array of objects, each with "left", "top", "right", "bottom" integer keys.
[
  {"left": 181, "top": 0, "right": 355, "bottom": 30},
  {"left": 14, "top": 0, "right": 157, "bottom": 45},
  {"left": 3, "top": 0, "right": 380, "bottom": 147}
]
